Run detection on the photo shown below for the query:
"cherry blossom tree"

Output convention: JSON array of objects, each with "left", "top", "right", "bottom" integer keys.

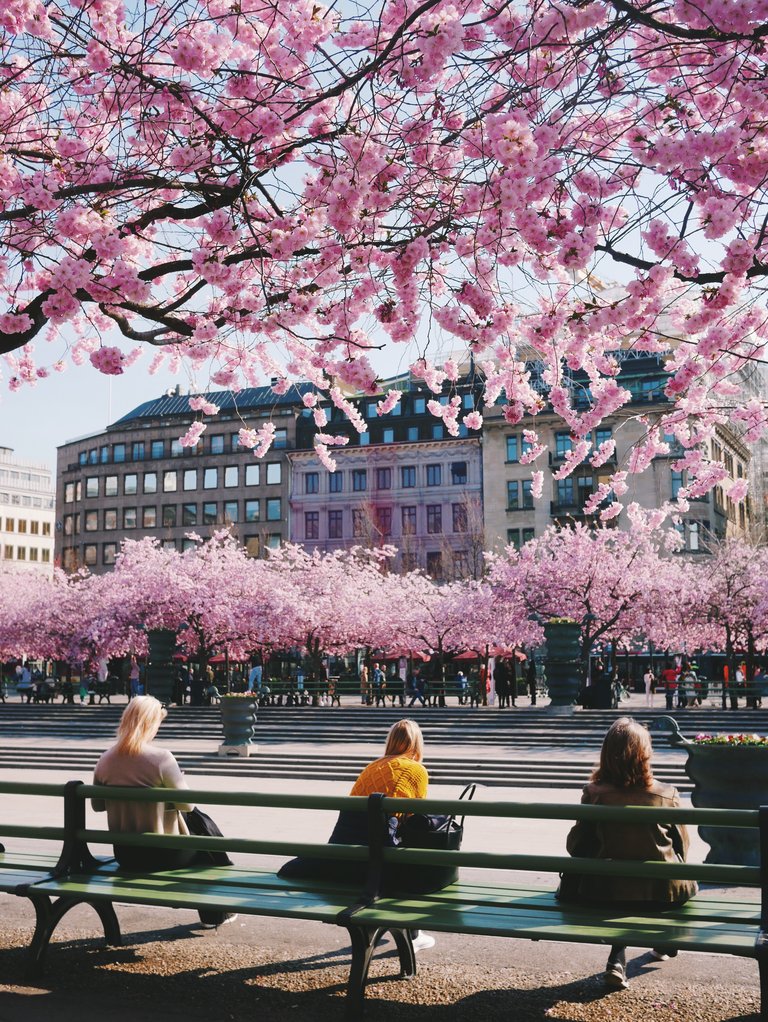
[{"left": 1, "top": 0, "right": 766, "bottom": 501}]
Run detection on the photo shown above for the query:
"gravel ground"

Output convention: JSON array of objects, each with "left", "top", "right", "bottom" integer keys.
[{"left": 0, "top": 909, "right": 760, "bottom": 1022}]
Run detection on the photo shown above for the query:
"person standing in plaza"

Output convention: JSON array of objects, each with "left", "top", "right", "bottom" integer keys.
[
  {"left": 371, "top": 662, "right": 386, "bottom": 707},
  {"left": 643, "top": 666, "right": 655, "bottom": 708},
  {"left": 359, "top": 662, "right": 370, "bottom": 705},
  {"left": 247, "top": 660, "right": 262, "bottom": 694},
  {"left": 560, "top": 717, "right": 697, "bottom": 990},
  {"left": 493, "top": 658, "right": 510, "bottom": 708},
  {"left": 660, "top": 662, "right": 677, "bottom": 711}
]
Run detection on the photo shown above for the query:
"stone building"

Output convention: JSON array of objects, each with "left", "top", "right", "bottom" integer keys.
[{"left": 0, "top": 446, "right": 55, "bottom": 574}]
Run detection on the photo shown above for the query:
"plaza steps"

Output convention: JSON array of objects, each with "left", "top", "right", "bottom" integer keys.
[{"left": 0, "top": 743, "right": 692, "bottom": 790}]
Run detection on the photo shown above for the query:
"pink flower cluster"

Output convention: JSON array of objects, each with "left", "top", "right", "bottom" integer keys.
[{"left": 89, "top": 346, "right": 125, "bottom": 376}]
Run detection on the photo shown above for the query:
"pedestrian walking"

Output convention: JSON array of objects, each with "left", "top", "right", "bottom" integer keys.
[{"left": 644, "top": 666, "right": 655, "bottom": 708}]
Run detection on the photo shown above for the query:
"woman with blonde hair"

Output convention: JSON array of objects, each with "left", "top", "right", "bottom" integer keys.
[
  {"left": 561, "top": 717, "right": 697, "bottom": 990},
  {"left": 93, "top": 695, "right": 234, "bottom": 926}
]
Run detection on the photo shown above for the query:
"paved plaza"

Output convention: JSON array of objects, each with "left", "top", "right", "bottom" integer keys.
[{"left": 0, "top": 694, "right": 762, "bottom": 1021}]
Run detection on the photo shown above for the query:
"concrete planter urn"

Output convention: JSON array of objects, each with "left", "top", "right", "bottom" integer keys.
[
  {"left": 543, "top": 620, "right": 582, "bottom": 710},
  {"left": 649, "top": 716, "right": 768, "bottom": 866},
  {"left": 219, "top": 695, "right": 258, "bottom": 758}
]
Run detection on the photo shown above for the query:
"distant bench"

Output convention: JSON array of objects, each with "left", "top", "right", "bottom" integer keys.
[{"left": 0, "top": 781, "right": 764, "bottom": 1017}]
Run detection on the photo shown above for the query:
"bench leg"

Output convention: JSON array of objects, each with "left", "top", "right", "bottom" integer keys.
[
  {"left": 344, "top": 925, "right": 379, "bottom": 1019},
  {"left": 389, "top": 928, "right": 417, "bottom": 979},
  {"left": 26, "top": 892, "right": 123, "bottom": 976}
]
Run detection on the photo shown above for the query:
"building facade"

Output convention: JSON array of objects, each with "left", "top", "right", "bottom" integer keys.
[
  {"left": 55, "top": 385, "right": 312, "bottom": 574},
  {"left": 0, "top": 447, "right": 55, "bottom": 574}
]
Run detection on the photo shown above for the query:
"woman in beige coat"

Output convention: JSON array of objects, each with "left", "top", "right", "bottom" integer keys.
[{"left": 562, "top": 717, "right": 697, "bottom": 990}]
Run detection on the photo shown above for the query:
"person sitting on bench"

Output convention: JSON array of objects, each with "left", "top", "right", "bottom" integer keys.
[{"left": 559, "top": 716, "right": 697, "bottom": 991}]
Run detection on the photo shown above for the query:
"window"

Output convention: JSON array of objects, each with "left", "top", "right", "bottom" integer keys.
[
  {"left": 245, "top": 464, "right": 260, "bottom": 486},
  {"left": 42, "top": 522, "right": 51, "bottom": 536},
  {"left": 17, "top": 519, "right": 26, "bottom": 533},
  {"left": 182, "top": 538, "right": 197, "bottom": 552},
  {"left": 210, "top": 435, "right": 225, "bottom": 455},
  {"left": 359, "top": 432, "right": 370, "bottom": 446},
  {"left": 83, "top": 545, "right": 97, "bottom": 566},
  {"left": 273, "top": 428, "right": 288, "bottom": 449},
  {"left": 29, "top": 547, "right": 38, "bottom": 562},
  {"left": 151, "top": 440, "right": 164, "bottom": 459},
  {"left": 171, "top": 439, "right": 184, "bottom": 458},
  {"left": 30, "top": 521, "right": 39, "bottom": 535},
  {"left": 4, "top": 518, "right": 13, "bottom": 532},
  {"left": 401, "top": 552, "right": 418, "bottom": 573},
  {"left": 426, "top": 551, "right": 443, "bottom": 579},
  {"left": 305, "top": 472, "right": 319, "bottom": 494},
  {"left": 671, "top": 471, "right": 684, "bottom": 499},
  {"left": 163, "top": 471, "right": 177, "bottom": 493},
  {"left": 352, "top": 469, "right": 367, "bottom": 492},
  {"left": 577, "top": 475, "right": 593, "bottom": 506},
  {"left": 595, "top": 427, "right": 612, "bottom": 448},
  {"left": 143, "top": 506, "right": 157, "bottom": 528},
  {"left": 506, "top": 436, "right": 519, "bottom": 462},
  {"left": 64, "top": 483, "right": 74, "bottom": 503},
  {"left": 162, "top": 505, "right": 177, "bottom": 528},
  {"left": 522, "top": 527, "right": 535, "bottom": 544},
  {"left": 124, "top": 474, "right": 138, "bottom": 495},
  {"left": 401, "top": 466, "right": 416, "bottom": 488},
  {"left": 63, "top": 515, "right": 73, "bottom": 536},
  {"left": 244, "top": 500, "right": 259, "bottom": 522},
  {"left": 414, "top": 397, "right": 426, "bottom": 414},
  {"left": 426, "top": 464, "right": 442, "bottom": 486},
  {"left": 452, "top": 504, "right": 468, "bottom": 532},
  {"left": 522, "top": 479, "right": 534, "bottom": 509},
  {"left": 224, "top": 500, "right": 238, "bottom": 523},
  {"left": 432, "top": 425, "right": 444, "bottom": 440},
  {"left": 376, "top": 467, "right": 392, "bottom": 490},
  {"left": 85, "top": 511, "right": 98, "bottom": 532},
  {"left": 328, "top": 509, "right": 343, "bottom": 539},
  {"left": 41, "top": 549, "right": 50, "bottom": 563},
  {"left": 104, "top": 509, "right": 117, "bottom": 531},
  {"left": 266, "top": 498, "right": 281, "bottom": 521},
  {"left": 366, "top": 401, "right": 378, "bottom": 418},
  {"left": 100, "top": 446, "right": 109, "bottom": 464},
  {"left": 507, "top": 528, "right": 522, "bottom": 549},
  {"left": 555, "top": 432, "right": 573, "bottom": 459},
  {"left": 144, "top": 472, "right": 158, "bottom": 494},
  {"left": 162, "top": 540, "right": 177, "bottom": 551},
  {"left": 203, "top": 468, "right": 217, "bottom": 489},
  {"left": 402, "top": 506, "right": 417, "bottom": 535},
  {"left": 375, "top": 506, "right": 392, "bottom": 536},
  {"left": 383, "top": 428, "right": 395, "bottom": 444},
  {"left": 230, "top": 433, "right": 240, "bottom": 452},
  {"left": 244, "top": 536, "right": 260, "bottom": 558},
  {"left": 104, "top": 476, "right": 118, "bottom": 497},
  {"left": 3, "top": 544, "right": 11, "bottom": 559},
  {"left": 113, "top": 444, "right": 126, "bottom": 463},
  {"left": 123, "top": 507, "right": 137, "bottom": 529},
  {"left": 267, "top": 534, "right": 281, "bottom": 550},
  {"left": 103, "top": 543, "right": 117, "bottom": 566},
  {"left": 182, "top": 469, "right": 197, "bottom": 491},
  {"left": 305, "top": 511, "right": 319, "bottom": 540},
  {"left": 79, "top": 451, "right": 87, "bottom": 466},
  {"left": 451, "top": 461, "right": 467, "bottom": 485},
  {"left": 507, "top": 481, "right": 519, "bottom": 509},
  {"left": 203, "top": 502, "right": 218, "bottom": 525},
  {"left": 352, "top": 509, "right": 367, "bottom": 537},
  {"left": 86, "top": 477, "right": 99, "bottom": 498},
  {"left": 426, "top": 505, "right": 442, "bottom": 534},
  {"left": 266, "top": 463, "right": 282, "bottom": 485},
  {"left": 224, "top": 466, "right": 238, "bottom": 488},
  {"left": 329, "top": 472, "right": 343, "bottom": 493},
  {"left": 407, "top": 426, "right": 419, "bottom": 442},
  {"left": 132, "top": 441, "right": 145, "bottom": 461},
  {"left": 182, "top": 503, "right": 197, "bottom": 526},
  {"left": 556, "top": 478, "right": 575, "bottom": 505}
]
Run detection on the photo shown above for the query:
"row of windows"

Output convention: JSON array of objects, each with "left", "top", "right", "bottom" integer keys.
[
  {"left": 304, "top": 461, "right": 468, "bottom": 495},
  {"left": 0, "top": 491, "right": 53, "bottom": 509},
  {"left": 77, "top": 430, "right": 288, "bottom": 466},
  {"left": 304, "top": 503, "right": 470, "bottom": 541},
  {"left": 64, "top": 463, "right": 282, "bottom": 503},
  {"left": 62, "top": 533, "right": 283, "bottom": 569},
  {"left": 505, "top": 429, "right": 613, "bottom": 464},
  {"left": 506, "top": 480, "right": 535, "bottom": 510},
  {"left": 2, "top": 545, "right": 51, "bottom": 563},
  {"left": 63, "top": 498, "right": 282, "bottom": 535},
  {"left": 507, "top": 528, "right": 536, "bottom": 549},
  {"left": 1, "top": 518, "right": 51, "bottom": 536}
]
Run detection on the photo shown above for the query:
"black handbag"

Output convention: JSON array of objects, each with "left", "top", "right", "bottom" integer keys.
[
  {"left": 183, "top": 807, "right": 233, "bottom": 866},
  {"left": 388, "top": 783, "right": 476, "bottom": 894}
]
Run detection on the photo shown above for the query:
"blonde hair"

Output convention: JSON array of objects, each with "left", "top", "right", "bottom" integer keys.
[
  {"left": 591, "top": 716, "right": 654, "bottom": 789},
  {"left": 384, "top": 719, "right": 424, "bottom": 762},
  {"left": 114, "top": 696, "right": 167, "bottom": 756}
]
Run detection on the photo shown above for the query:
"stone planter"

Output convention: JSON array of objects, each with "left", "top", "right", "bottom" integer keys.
[
  {"left": 686, "top": 744, "right": 767, "bottom": 866},
  {"left": 219, "top": 698, "right": 258, "bottom": 758},
  {"left": 543, "top": 621, "right": 582, "bottom": 710}
]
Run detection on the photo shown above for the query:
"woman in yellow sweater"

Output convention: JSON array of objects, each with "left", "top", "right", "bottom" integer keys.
[{"left": 278, "top": 720, "right": 434, "bottom": 949}]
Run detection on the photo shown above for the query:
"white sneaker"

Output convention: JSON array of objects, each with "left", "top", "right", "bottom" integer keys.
[
  {"left": 411, "top": 932, "right": 436, "bottom": 952},
  {"left": 219, "top": 913, "right": 238, "bottom": 926},
  {"left": 650, "top": 949, "right": 677, "bottom": 961}
]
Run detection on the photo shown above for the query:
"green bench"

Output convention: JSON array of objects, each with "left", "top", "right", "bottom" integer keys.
[{"left": 0, "top": 781, "right": 765, "bottom": 1017}]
